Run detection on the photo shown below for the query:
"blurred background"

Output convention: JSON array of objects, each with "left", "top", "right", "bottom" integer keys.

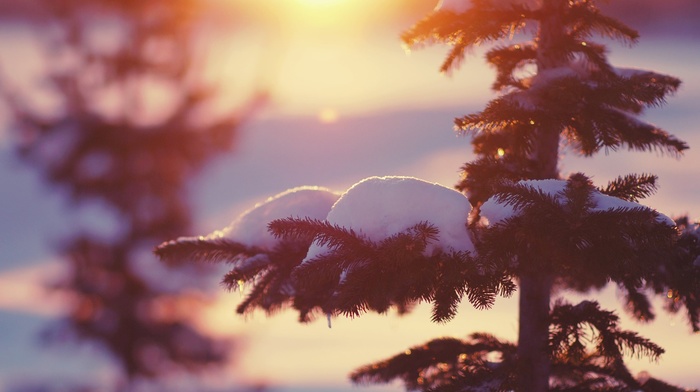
[{"left": 0, "top": 0, "right": 699, "bottom": 391}]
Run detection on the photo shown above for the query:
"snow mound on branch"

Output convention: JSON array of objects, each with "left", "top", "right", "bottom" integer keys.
[
  {"left": 480, "top": 179, "right": 675, "bottom": 226},
  {"left": 212, "top": 187, "right": 341, "bottom": 250},
  {"left": 304, "top": 176, "right": 475, "bottom": 262}
]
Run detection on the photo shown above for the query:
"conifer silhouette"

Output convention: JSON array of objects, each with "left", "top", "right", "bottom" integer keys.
[
  {"left": 2, "top": 0, "right": 261, "bottom": 388},
  {"left": 156, "top": 0, "right": 699, "bottom": 390}
]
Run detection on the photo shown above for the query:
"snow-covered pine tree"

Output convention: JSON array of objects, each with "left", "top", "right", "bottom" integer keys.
[{"left": 156, "top": 0, "right": 700, "bottom": 390}]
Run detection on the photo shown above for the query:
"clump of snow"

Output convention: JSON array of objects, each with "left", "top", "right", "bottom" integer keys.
[
  {"left": 304, "top": 176, "right": 475, "bottom": 262},
  {"left": 480, "top": 179, "right": 675, "bottom": 226},
  {"left": 207, "top": 186, "right": 340, "bottom": 250}
]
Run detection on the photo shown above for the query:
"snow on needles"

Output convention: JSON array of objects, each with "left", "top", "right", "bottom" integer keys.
[
  {"left": 480, "top": 179, "right": 675, "bottom": 227},
  {"left": 304, "top": 176, "right": 475, "bottom": 262},
  {"left": 211, "top": 186, "right": 340, "bottom": 250}
]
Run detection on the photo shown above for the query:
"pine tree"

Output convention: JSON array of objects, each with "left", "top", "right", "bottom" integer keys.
[
  {"left": 1, "top": 0, "right": 261, "bottom": 389},
  {"left": 156, "top": 0, "right": 699, "bottom": 390}
]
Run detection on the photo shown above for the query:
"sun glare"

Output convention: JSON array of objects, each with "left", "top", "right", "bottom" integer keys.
[
  {"left": 296, "top": 0, "right": 346, "bottom": 6},
  {"left": 211, "top": 0, "right": 492, "bottom": 117},
  {"left": 318, "top": 108, "right": 339, "bottom": 124},
  {"left": 299, "top": 1, "right": 357, "bottom": 30}
]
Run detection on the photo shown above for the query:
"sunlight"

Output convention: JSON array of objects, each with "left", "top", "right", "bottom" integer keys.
[
  {"left": 226, "top": 0, "right": 372, "bottom": 32},
  {"left": 205, "top": 0, "right": 494, "bottom": 117},
  {"left": 317, "top": 108, "right": 339, "bottom": 124},
  {"left": 288, "top": 0, "right": 360, "bottom": 30},
  {"left": 294, "top": 0, "right": 347, "bottom": 7}
]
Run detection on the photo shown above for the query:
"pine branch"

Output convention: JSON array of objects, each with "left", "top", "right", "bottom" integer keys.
[
  {"left": 566, "top": 1, "right": 639, "bottom": 44},
  {"left": 486, "top": 43, "right": 537, "bottom": 91},
  {"left": 578, "top": 206, "right": 677, "bottom": 282},
  {"left": 285, "top": 219, "right": 514, "bottom": 323},
  {"left": 620, "top": 283, "right": 655, "bottom": 323},
  {"left": 205, "top": 238, "right": 324, "bottom": 320},
  {"left": 468, "top": 118, "right": 537, "bottom": 156},
  {"left": 351, "top": 308, "right": 675, "bottom": 392},
  {"left": 268, "top": 217, "right": 369, "bottom": 257},
  {"left": 435, "top": 249, "right": 515, "bottom": 322},
  {"left": 643, "top": 218, "right": 700, "bottom": 332},
  {"left": 561, "top": 173, "right": 597, "bottom": 216},
  {"left": 613, "top": 330, "right": 664, "bottom": 362},
  {"left": 154, "top": 237, "right": 254, "bottom": 265},
  {"left": 567, "top": 40, "right": 611, "bottom": 74},
  {"left": 563, "top": 106, "right": 687, "bottom": 157},
  {"left": 292, "top": 252, "right": 346, "bottom": 320},
  {"left": 231, "top": 267, "right": 296, "bottom": 318},
  {"left": 401, "top": 2, "right": 533, "bottom": 73},
  {"left": 614, "top": 71, "right": 681, "bottom": 110},
  {"left": 550, "top": 359, "right": 639, "bottom": 391},
  {"left": 455, "top": 95, "right": 537, "bottom": 135},
  {"left": 550, "top": 300, "right": 664, "bottom": 370},
  {"left": 457, "top": 155, "right": 541, "bottom": 207},
  {"left": 378, "top": 221, "right": 440, "bottom": 252},
  {"left": 491, "top": 181, "right": 562, "bottom": 214},
  {"left": 606, "top": 109, "right": 687, "bottom": 156},
  {"left": 599, "top": 174, "right": 658, "bottom": 202},
  {"left": 455, "top": 70, "right": 690, "bottom": 160},
  {"left": 218, "top": 254, "right": 271, "bottom": 284},
  {"left": 351, "top": 333, "right": 516, "bottom": 391},
  {"left": 293, "top": 222, "right": 437, "bottom": 318},
  {"left": 335, "top": 226, "right": 448, "bottom": 318},
  {"left": 229, "top": 268, "right": 276, "bottom": 312},
  {"left": 478, "top": 174, "right": 677, "bottom": 290},
  {"left": 586, "top": 206, "right": 668, "bottom": 233},
  {"left": 461, "top": 69, "right": 686, "bottom": 158}
]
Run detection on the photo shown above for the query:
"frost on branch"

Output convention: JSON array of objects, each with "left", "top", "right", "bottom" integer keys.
[
  {"left": 271, "top": 176, "right": 514, "bottom": 322},
  {"left": 155, "top": 187, "right": 340, "bottom": 318}
]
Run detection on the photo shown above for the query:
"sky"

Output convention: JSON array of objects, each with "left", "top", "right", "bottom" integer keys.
[{"left": 1, "top": 0, "right": 700, "bottom": 391}]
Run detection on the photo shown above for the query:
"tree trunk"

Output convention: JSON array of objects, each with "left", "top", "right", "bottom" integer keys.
[
  {"left": 516, "top": 1, "right": 566, "bottom": 390},
  {"left": 517, "top": 272, "right": 554, "bottom": 391}
]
